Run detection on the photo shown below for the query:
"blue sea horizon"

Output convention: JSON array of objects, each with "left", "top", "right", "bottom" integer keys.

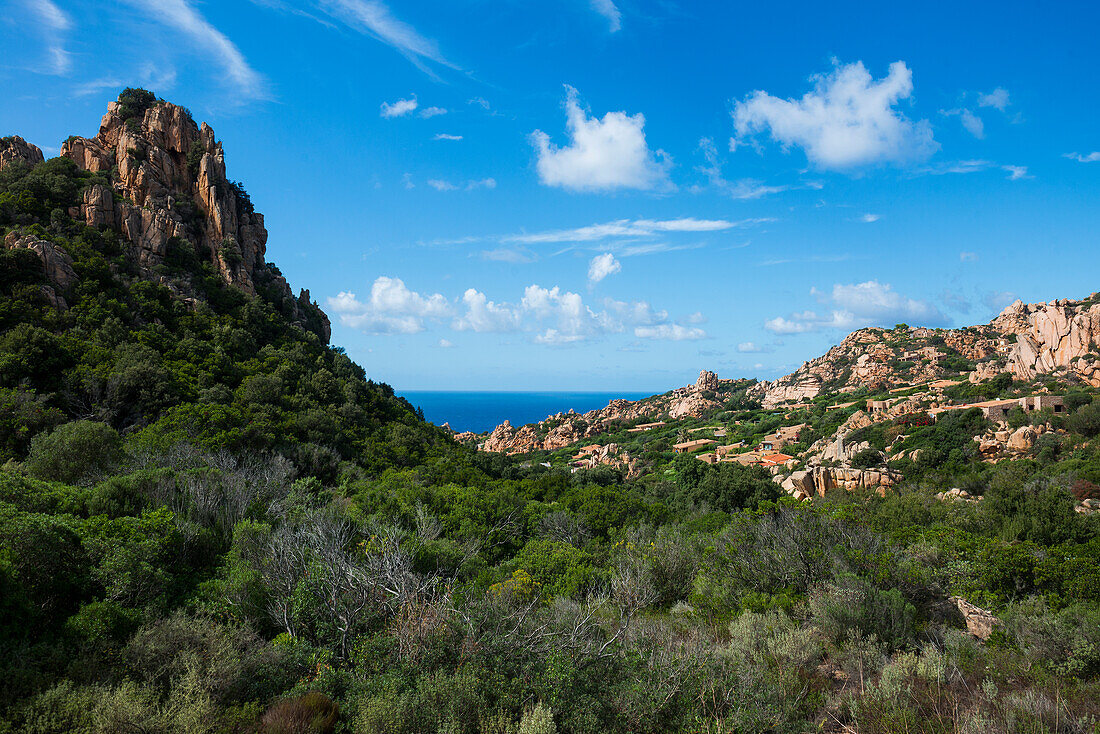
[{"left": 399, "top": 390, "right": 655, "bottom": 434}]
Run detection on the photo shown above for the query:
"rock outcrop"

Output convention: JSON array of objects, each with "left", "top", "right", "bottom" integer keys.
[
  {"left": 950, "top": 596, "right": 999, "bottom": 640},
  {"left": 990, "top": 298, "right": 1100, "bottom": 387},
  {"left": 781, "top": 466, "right": 901, "bottom": 499},
  {"left": 0, "top": 135, "right": 44, "bottom": 170},
  {"left": 695, "top": 369, "right": 719, "bottom": 392},
  {"left": 3, "top": 231, "right": 78, "bottom": 309}
]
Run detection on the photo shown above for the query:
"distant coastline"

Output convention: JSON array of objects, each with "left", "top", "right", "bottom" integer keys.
[{"left": 399, "top": 390, "right": 654, "bottom": 434}]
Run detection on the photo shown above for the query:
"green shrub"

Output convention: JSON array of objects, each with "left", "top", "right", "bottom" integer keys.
[
  {"left": 1067, "top": 402, "right": 1100, "bottom": 438},
  {"left": 259, "top": 692, "right": 339, "bottom": 734},
  {"left": 26, "top": 421, "right": 124, "bottom": 485},
  {"left": 517, "top": 702, "right": 556, "bottom": 734},
  {"left": 811, "top": 573, "right": 916, "bottom": 651}
]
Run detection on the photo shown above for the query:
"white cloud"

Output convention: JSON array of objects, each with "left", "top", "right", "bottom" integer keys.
[
  {"left": 402, "top": 172, "right": 415, "bottom": 189},
  {"left": 978, "top": 87, "right": 1010, "bottom": 111},
  {"left": 419, "top": 106, "right": 446, "bottom": 118},
  {"left": 314, "top": 0, "right": 455, "bottom": 74},
  {"left": 589, "top": 0, "right": 621, "bottom": 31},
  {"left": 737, "top": 341, "right": 770, "bottom": 353},
  {"left": 531, "top": 86, "right": 671, "bottom": 191},
  {"left": 960, "top": 251, "right": 979, "bottom": 262},
  {"left": 25, "top": 0, "right": 71, "bottom": 74},
  {"left": 328, "top": 278, "right": 705, "bottom": 345},
  {"left": 381, "top": 95, "right": 418, "bottom": 118},
  {"left": 123, "top": 0, "right": 266, "bottom": 99},
  {"left": 1064, "top": 152, "right": 1100, "bottom": 163},
  {"left": 860, "top": 213, "right": 880, "bottom": 223},
  {"left": 1002, "top": 165, "right": 1030, "bottom": 180},
  {"left": 587, "top": 253, "right": 621, "bottom": 284},
  {"left": 438, "top": 338, "right": 453, "bottom": 348},
  {"left": 326, "top": 277, "right": 451, "bottom": 333},
  {"left": 427, "top": 179, "right": 456, "bottom": 191},
  {"left": 433, "top": 133, "right": 463, "bottom": 141},
  {"left": 732, "top": 60, "right": 937, "bottom": 169},
  {"left": 634, "top": 324, "right": 706, "bottom": 341},
  {"left": 766, "top": 280, "right": 946, "bottom": 334},
  {"left": 453, "top": 289, "right": 523, "bottom": 333}
]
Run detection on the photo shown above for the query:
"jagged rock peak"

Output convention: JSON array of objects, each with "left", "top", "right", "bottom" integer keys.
[
  {"left": 50, "top": 89, "right": 329, "bottom": 341},
  {"left": 0, "top": 135, "right": 45, "bottom": 170},
  {"left": 60, "top": 91, "right": 267, "bottom": 292},
  {"left": 695, "top": 369, "right": 719, "bottom": 392}
]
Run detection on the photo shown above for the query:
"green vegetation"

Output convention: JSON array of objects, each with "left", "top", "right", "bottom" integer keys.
[{"left": 2, "top": 149, "right": 1100, "bottom": 733}]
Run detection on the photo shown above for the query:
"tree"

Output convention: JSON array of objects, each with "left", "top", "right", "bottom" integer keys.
[{"left": 26, "top": 420, "right": 124, "bottom": 485}]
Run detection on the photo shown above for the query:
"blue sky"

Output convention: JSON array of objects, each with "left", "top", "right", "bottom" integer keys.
[{"left": 3, "top": 0, "right": 1099, "bottom": 391}]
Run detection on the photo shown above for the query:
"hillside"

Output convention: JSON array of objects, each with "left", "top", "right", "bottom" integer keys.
[
  {"left": 470, "top": 295, "right": 1100, "bottom": 511},
  {"left": 2, "top": 91, "right": 1099, "bottom": 734}
]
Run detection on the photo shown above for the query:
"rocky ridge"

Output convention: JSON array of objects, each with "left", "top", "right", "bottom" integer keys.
[
  {"left": 477, "top": 370, "right": 739, "bottom": 453},
  {"left": 754, "top": 295, "right": 1100, "bottom": 408}
]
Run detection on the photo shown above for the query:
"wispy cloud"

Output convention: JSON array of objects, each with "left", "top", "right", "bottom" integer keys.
[
  {"left": 313, "top": 0, "right": 456, "bottom": 75},
  {"left": 589, "top": 0, "right": 622, "bottom": 31},
  {"left": 428, "top": 178, "right": 497, "bottom": 192},
  {"left": 1064, "top": 151, "right": 1100, "bottom": 163},
  {"left": 697, "top": 137, "right": 793, "bottom": 199},
  {"left": 860, "top": 213, "right": 881, "bottom": 223},
  {"left": 433, "top": 133, "right": 463, "bottom": 141},
  {"left": 758, "top": 254, "right": 850, "bottom": 267},
  {"left": 1002, "top": 165, "right": 1030, "bottom": 181},
  {"left": 941, "top": 107, "right": 985, "bottom": 138},
  {"left": 123, "top": 0, "right": 266, "bottom": 99},
  {"left": 25, "top": 0, "right": 72, "bottom": 74},
  {"left": 478, "top": 247, "right": 536, "bottom": 264},
  {"left": 504, "top": 216, "right": 761, "bottom": 245}
]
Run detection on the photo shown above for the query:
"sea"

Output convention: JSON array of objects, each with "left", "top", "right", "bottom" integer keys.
[{"left": 399, "top": 391, "right": 654, "bottom": 434}]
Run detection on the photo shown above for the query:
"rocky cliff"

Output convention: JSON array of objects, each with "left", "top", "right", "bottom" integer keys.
[
  {"left": 754, "top": 295, "right": 1100, "bottom": 407},
  {"left": 2, "top": 90, "right": 329, "bottom": 341}
]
